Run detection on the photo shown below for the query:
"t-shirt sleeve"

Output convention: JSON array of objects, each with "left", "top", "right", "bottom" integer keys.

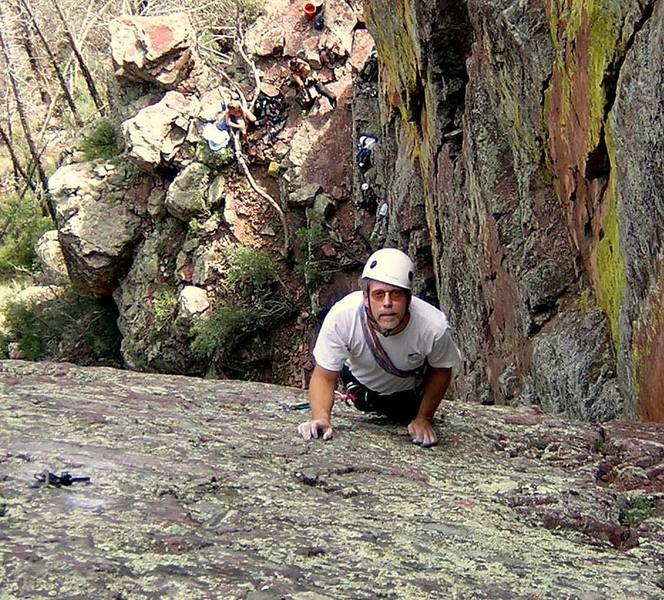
[
  {"left": 427, "top": 328, "right": 462, "bottom": 369},
  {"left": 312, "top": 311, "right": 349, "bottom": 372}
]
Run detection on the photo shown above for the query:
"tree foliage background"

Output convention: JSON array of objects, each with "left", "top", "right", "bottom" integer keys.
[{"left": 0, "top": 0, "right": 260, "bottom": 208}]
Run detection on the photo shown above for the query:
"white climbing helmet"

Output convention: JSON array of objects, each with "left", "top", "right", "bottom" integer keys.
[{"left": 361, "top": 248, "right": 414, "bottom": 291}]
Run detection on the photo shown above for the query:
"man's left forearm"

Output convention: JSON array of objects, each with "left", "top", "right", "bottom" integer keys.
[{"left": 415, "top": 367, "right": 452, "bottom": 421}]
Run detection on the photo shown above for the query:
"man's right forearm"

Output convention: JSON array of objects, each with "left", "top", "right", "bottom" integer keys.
[{"left": 308, "top": 366, "right": 338, "bottom": 422}]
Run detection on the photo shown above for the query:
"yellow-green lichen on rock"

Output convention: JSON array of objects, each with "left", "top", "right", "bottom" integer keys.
[
  {"left": 545, "top": 0, "right": 627, "bottom": 344},
  {"left": 545, "top": 0, "right": 622, "bottom": 156},
  {"left": 595, "top": 124, "right": 625, "bottom": 345},
  {"left": 631, "top": 262, "right": 664, "bottom": 420},
  {"left": 364, "top": 0, "right": 421, "bottom": 122},
  {"left": 3, "top": 360, "right": 663, "bottom": 596}
]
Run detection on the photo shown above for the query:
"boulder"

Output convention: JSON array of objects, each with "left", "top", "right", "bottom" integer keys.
[
  {"left": 48, "top": 162, "right": 148, "bottom": 297},
  {"left": 207, "top": 174, "right": 225, "bottom": 211},
  {"left": 310, "top": 193, "right": 336, "bottom": 219},
  {"left": 147, "top": 186, "right": 167, "bottom": 218},
  {"left": 324, "top": 0, "right": 357, "bottom": 55},
  {"left": 198, "top": 90, "right": 226, "bottom": 122},
  {"left": 110, "top": 14, "right": 195, "bottom": 87},
  {"left": 122, "top": 91, "right": 200, "bottom": 168},
  {"left": 349, "top": 29, "right": 375, "bottom": 72},
  {"left": 165, "top": 162, "right": 211, "bottom": 221},
  {"left": 287, "top": 183, "right": 322, "bottom": 207},
  {"left": 35, "top": 231, "right": 68, "bottom": 284},
  {"left": 177, "top": 286, "right": 210, "bottom": 320},
  {"left": 526, "top": 308, "right": 622, "bottom": 421},
  {"left": 223, "top": 196, "right": 237, "bottom": 228},
  {"left": 175, "top": 238, "right": 225, "bottom": 287},
  {"left": 244, "top": 12, "right": 285, "bottom": 57},
  {"left": 191, "top": 241, "right": 226, "bottom": 286},
  {"left": 260, "top": 83, "right": 281, "bottom": 98}
]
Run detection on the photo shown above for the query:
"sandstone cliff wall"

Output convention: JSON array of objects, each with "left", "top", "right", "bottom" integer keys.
[{"left": 364, "top": 0, "right": 664, "bottom": 421}]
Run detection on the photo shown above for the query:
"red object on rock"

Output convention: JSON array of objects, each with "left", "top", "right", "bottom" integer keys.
[{"left": 304, "top": 2, "right": 316, "bottom": 20}]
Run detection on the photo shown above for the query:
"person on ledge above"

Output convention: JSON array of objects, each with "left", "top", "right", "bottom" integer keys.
[
  {"left": 297, "top": 248, "right": 461, "bottom": 447},
  {"left": 288, "top": 57, "right": 337, "bottom": 109},
  {"left": 226, "top": 99, "right": 256, "bottom": 138}
]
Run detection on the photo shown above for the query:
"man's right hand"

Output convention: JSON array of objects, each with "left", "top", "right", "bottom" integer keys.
[{"left": 297, "top": 420, "right": 333, "bottom": 441}]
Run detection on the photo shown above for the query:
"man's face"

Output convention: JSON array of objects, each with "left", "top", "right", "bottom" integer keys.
[{"left": 364, "top": 280, "right": 409, "bottom": 330}]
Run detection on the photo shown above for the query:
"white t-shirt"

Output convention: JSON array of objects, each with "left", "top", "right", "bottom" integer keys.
[{"left": 313, "top": 291, "right": 461, "bottom": 394}]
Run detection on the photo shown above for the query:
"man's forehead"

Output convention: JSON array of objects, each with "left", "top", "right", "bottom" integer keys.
[{"left": 366, "top": 280, "right": 406, "bottom": 292}]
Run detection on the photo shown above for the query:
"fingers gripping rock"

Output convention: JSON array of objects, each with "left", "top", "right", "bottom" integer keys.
[{"left": 297, "top": 420, "right": 333, "bottom": 441}]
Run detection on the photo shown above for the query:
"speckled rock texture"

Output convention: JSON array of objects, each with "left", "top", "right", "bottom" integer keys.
[
  {"left": 0, "top": 361, "right": 662, "bottom": 599},
  {"left": 363, "top": 0, "right": 664, "bottom": 421}
]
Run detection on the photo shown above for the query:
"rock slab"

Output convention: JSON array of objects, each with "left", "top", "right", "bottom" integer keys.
[{"left": 0, "top": 361, "right": 662, "bottom": 599}]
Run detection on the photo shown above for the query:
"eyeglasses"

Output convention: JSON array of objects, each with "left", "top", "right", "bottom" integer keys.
[{"left": 370, "top": 289, "right": 406, "bottom": 302}]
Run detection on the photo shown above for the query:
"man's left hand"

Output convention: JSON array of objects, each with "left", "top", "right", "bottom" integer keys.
[{"left": 407, "top": 418, "right": 438, "bottom": 447}]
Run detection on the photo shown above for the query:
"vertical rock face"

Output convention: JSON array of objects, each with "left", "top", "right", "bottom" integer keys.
[
  {"left": 610, "top": 2, "right": 664, "bottom": 422},
  {"left": 351, "top": 51, "right": 436, "bottom": 297},
  {"left": 364, "top": 0, "right": 664, "bottom": 421}
]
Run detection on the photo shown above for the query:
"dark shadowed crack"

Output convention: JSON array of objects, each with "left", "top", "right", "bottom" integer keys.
[
  {"left": 603, "top": 0, "right": 656, "bottom": 117},
  {"left": 588, "top": 1, "right": 656, "bottom": 190}
]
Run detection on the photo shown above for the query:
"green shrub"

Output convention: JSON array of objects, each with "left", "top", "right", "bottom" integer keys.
[
  {"left": 619, "top": 495, "right": 657, "bottom": 527},
  {"left": 188, "top": 218, "right": 201, "bottom": 234},
  {"left": 0, "top": 286, "right": 120, "bottom": 364},
  {"left": 0, "top": 192, "right": 52, "bottom": 278},
  {"left": 226, "top": 246, "right": 278, "bottom": 294},
  {"left": 151, "top": 285, "right": 178, "bottom": 328},
  {"left": 295, "top": 224, "right": 326, "bottom": 252},
  {"left": 191, "top": 298, "right": 291, "bottom": 361},
  {"left": 0, "top": 300, "right": 43, "bottom": 359},
  {"left": 80, "top": 119, "right": 119, "bottom": 161},
  {"left": 191, "top": 246, "right": 291, "bottom": 363},
  {"left": 526, "top": 438, "right": 548, "bottom": 451},
  {"left": 238, "top": 0, "right": 265, "bottom": 22},
  {"left": 596, "top": 437, "right": 618, "bottom": 456},
  {"left": 295, "top": 260, "right": 324, "bottom": 286},
  {"left": 191, "top": 305, "right": 255, "bottom": 358}
]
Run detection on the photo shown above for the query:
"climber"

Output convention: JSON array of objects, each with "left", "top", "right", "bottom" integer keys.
[
  {"left": 226, "top": 99, "right": 257, "bottom": 139},
  {"left": 289, "top": 57, "right": 337, "bottom": 110},
  {"left": 297, "top": 248, "right": 461, "bottom": 447},
  {"left": 356, "top": 134, "right": 377, "bottom": 171}
]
